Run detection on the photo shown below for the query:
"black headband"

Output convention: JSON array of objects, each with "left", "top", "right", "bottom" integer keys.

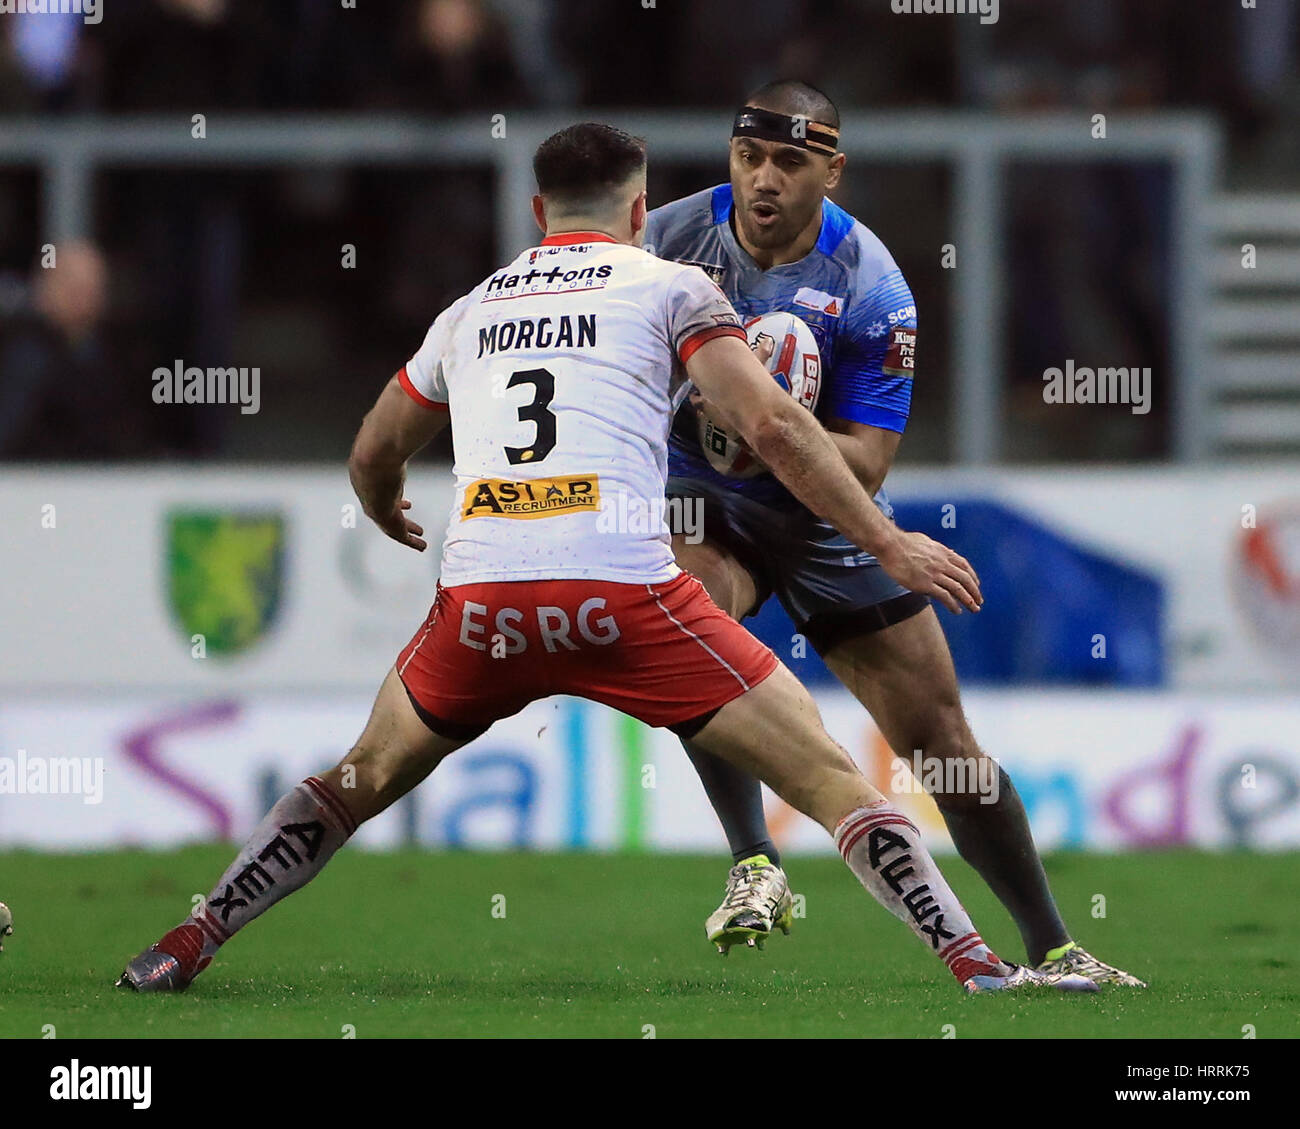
[{"left": 731, "top": 105, "right": 840, "bottom": 155}]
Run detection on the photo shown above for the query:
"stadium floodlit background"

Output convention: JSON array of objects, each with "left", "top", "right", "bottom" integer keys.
[{"left": 2, "top": 0, "right": 1299, "bottom": 1040}]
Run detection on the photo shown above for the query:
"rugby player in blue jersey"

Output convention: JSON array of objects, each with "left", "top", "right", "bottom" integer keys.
[{"left": 646, "top": 80, "right": 1144, "bottom": 986}]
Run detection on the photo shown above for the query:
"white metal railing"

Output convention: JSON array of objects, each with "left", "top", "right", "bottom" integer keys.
[
  {"left": 0, "top": 111, "right": 1223, "bottom": 462},
  {"left": 1205, "top": 192, "right": 1300, "bottom": 452}
]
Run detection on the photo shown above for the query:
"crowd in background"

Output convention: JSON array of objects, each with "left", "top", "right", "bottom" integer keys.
[{"left": 1, "top": 0, "right": 1297, "bottom": 462}]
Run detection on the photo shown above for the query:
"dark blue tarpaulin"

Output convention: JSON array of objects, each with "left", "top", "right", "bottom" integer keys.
[{"left": 744, "top": 497, "right": 1165, "bottom": 688}]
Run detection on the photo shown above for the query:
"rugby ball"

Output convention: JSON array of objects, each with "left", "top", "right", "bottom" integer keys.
[{"left": 697, "top": 311, "right": 823, "bottom": 478}]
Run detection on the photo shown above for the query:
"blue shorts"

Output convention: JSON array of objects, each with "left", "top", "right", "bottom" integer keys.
[{"left": 666, "top": 476, "right": 929, "bottom": 655}]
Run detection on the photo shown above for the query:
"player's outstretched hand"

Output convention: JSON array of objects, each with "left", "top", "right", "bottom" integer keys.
[
  {"left": 876, "top": 530, "right": 982, "bottom": 614},
  {"left": 370, "top": 498, "right": 427, "bottom": 552}
]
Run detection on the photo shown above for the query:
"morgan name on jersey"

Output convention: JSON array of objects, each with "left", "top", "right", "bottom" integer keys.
[{"left": 477, "top": 314, "right": 598, "bottom": 358}]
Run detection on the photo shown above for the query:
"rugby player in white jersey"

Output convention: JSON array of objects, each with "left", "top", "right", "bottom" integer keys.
[{"left": 117, "top": 123, "right": 1096, "bottom": 997}]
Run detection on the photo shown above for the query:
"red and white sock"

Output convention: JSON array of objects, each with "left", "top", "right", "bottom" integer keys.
[
  {"left": 180, "top": 776, "right": 357, "bottom": 969},
  {"left": 833, "top": 801, "right": 1006, "bottom": 984}
]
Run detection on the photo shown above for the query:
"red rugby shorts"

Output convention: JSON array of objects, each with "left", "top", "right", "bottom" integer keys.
[{"left": 395, "top": 571, "right": 778, "bottom": 739}]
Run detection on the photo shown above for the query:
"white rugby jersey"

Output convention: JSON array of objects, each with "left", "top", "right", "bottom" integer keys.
[{"left": 399, "top": 231, "right": 746, "bottom": 585}]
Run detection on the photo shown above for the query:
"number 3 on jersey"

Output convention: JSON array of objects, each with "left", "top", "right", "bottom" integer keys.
[{"left": 505, "top": 368, "right": 556, "bottom": 464}]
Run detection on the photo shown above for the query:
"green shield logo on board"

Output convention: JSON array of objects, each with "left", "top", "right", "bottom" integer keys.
[{"left": 166, "top": 510, "right": 286, "bottom": 656}]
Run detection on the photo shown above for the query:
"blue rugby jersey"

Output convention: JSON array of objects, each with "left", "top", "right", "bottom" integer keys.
[{"left": 646, "top": 184, "right": 917, "bottom": 513}]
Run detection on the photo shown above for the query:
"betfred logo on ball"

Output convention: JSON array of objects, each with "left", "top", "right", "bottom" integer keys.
[{"left": 696, "top": 311, "right": 823, "bottom": 479}]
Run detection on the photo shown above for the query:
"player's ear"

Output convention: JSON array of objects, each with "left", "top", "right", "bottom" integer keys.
[
  {"left": 531, "top": 194, "right": 548, "bottom": 236},
  {"left": 630, "top": 190, "right": 648, "bottom": 241},
  {"left": 825, "top": 152, "right": 846, "bottom": 192}
]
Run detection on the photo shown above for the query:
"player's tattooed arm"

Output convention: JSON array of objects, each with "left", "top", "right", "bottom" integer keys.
[
  {"left": 825, "top": 418, "right": 901, "bottom": 498},
  {"left": 348, "top": 373, "right": 451, "bottom": 551},
  {"left": 685, "top": 334, "right": 980, "bottom": 613}
]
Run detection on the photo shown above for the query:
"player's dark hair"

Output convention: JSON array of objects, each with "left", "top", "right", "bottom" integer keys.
[
  {"left": 744, "top": 79, "right": 840, "bottom": 130},
  {"left": 533, "top": 123, "right": 647, "bottom": 211}
]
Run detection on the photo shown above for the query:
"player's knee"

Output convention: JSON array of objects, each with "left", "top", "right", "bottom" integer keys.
[
  {"left": 911, "top": 698, "right": 978, "bottom": 759},
  {"left": 906, "top": 709, "right": 993, "bottom": 811}
]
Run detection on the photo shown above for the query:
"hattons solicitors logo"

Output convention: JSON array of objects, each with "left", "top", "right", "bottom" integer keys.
[
  {"left": 0, "top": 0, "right": 101, "bottom": 24},
  {"left": 0, "top": 750, "right": 105, "bottom": 805}
]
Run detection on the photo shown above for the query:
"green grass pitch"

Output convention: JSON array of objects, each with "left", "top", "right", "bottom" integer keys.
[{"left": 0, "top": 849, "right": 1295, "bottom": 1038}]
